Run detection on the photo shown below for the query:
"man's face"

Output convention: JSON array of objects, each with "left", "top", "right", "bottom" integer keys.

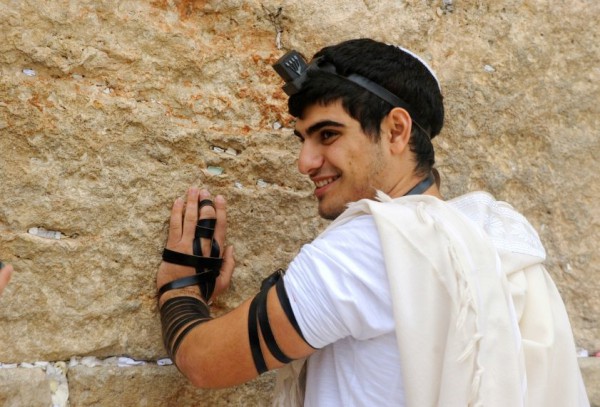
[{"left": 294, "top": 101, "right": 389, "bottom": 220}]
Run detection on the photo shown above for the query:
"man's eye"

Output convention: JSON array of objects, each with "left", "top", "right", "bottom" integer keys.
[{"left": 321, "top": 131, "right": 337, "bottom": 141}]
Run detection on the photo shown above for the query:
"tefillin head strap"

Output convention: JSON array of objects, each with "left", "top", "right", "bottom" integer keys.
[{"left": 272, "top": 50, "right": 431, "bottom": 139}]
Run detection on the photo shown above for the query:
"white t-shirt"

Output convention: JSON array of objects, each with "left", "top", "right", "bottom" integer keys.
[{"left": 284, "top": 214, "right": 405, "bottom": 407}]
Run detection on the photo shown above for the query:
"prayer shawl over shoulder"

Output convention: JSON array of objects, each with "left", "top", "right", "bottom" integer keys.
[{"left": 273, "top": 192, "right": 589, "bottom": 407}]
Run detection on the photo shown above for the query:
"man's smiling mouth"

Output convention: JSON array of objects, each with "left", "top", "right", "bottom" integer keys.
[{"left": 314, "top": 176, "right": 339, "bottom": 188}]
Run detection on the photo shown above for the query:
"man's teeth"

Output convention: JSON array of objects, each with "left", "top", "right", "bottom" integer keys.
[{"left": 315, "top": 177, "right": 336, "bottom": 188}]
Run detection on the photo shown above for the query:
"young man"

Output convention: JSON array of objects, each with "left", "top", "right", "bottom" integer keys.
[{"left": 156, "top": 39, "right": 588, "bottom": 406}]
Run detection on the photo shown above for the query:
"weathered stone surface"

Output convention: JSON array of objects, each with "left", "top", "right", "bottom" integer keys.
[
  {"left": 0, "top": 0, "right": 598, "bottom": 403},
  {"left": 0, "top": 367, "right": 52, "bottom": 407},
  {"left": 68, "top": 364, "right": 275, "bottom": 406},
  {"left": 0, "top": 0, "right": 319, "bottom": 363},
  {"left": 0, "top": 359, "right": 595, "bottom": 406},
  {"left": 581, "top": 357, "right": 600, "bottom": 407}
]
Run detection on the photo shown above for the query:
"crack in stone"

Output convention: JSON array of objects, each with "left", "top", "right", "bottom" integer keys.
[{"left": 261, "top": 4, "right": 284, "bottom": 50}]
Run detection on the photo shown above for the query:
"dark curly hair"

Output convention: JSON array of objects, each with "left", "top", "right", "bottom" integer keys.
[{"left": 288, "top": 38, "right": 444, "bottom": 176}]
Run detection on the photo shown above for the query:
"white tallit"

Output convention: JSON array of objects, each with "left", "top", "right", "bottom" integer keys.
[{"left": 273, "top": 192, "right": 589, "bottom": 407}]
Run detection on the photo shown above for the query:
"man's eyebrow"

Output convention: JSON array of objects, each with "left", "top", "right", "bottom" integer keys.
[{"left": 294, "top": 120, "right": 346, "bottom": 139}]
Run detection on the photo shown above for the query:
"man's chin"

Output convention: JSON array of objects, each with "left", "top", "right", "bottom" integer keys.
[{"left": 318, "top": 205, "right": 343, "bottom": 221}]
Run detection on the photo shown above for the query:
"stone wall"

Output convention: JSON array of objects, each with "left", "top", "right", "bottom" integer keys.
[{"left": 0, "top": 0, "right": 598, "bottom": 405}]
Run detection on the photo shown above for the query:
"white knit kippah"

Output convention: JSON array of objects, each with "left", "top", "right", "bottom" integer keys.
[{"left": 393, "top": 45, "right": 442, "bottom": 92}]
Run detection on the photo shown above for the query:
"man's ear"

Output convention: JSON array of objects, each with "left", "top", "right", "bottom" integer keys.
[{"left": 384, "top": 107, "right": 412, "bottom": 155}]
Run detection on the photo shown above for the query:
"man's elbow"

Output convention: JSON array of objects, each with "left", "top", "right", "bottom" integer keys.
[
  {"left": 177, "top": 360, "right": 235, "bottom": 389},
  {"left": 177, "top": 357, "right": 257, "bottom": 389},
  {"left": 184, "top": 370, "right": 213, "bottom": 389},
  {"left": 177, "top": 360, "right": 217, "bottom": 389}
]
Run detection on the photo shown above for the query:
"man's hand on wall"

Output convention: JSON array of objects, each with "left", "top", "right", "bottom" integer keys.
[{"left": 156, "top": 187, "right": 235, "bottom": 306}]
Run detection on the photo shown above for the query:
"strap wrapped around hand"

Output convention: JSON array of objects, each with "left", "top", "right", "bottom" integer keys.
[{"left": 160, "top": 210, "right": 223, "bottom": 300}]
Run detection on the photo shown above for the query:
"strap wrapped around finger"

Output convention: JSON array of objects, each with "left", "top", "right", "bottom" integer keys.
[
  {"left": 160, "top": 197, "right": 223, "bottom": 301},
  {"left": 192, "top": 216, "right": 220, "bottom": 299},
  {"left": 194, "top": 218, "right": 221, "bottom": 260}
]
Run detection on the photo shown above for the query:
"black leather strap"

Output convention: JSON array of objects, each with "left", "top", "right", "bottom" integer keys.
[
  {"left": 256, "top": 282, "right": 293, "bottom": 364},
  {"left": 160, "top": 296, "right": 205, "bottom": 313},
  {"left": 160, "top": 297, "right": 209, "bottom": 325},
  {"left": 261, "top": 269, "right": 283, "bottom": 290},
  {"left": 162, "top": 248, "right": 222, "bottom": 270},
  {"left": 171, "top": 318, "right": 211, "bottom": 360},
  {"left": 158, "top": 272, "right": 220, "bottom": 297},
  {"left": 164, "top": 312, "right": 205, "bottom": 350},
  {"left": 192, "top": 217, "right": 220, "bottom": 300},
  {"left": 195, "top": 218, "right": 217, "bottom": 239},
  {"left": 192, "top": 239, "right": 220, "bottom": 265},
  {"left": 247, "top": 293, "right": 268, "bottom": 374},
  {"left": 404, "top": 172, "right": 434, "bottom": 196},
  {"left": 162, "top": 304, "right": 206, "bottom": 326},
  {"left": 161, "top": 300, "right": 209, "bottom": 325},
  {"left": 161, "top": 201, "right": 222, "bottom": 301},
  {"left": 199, "top": 199, "right": 215, "bottom": 209},
  {"left": 159, "top": 296, "right": 212, "bottom": 360},
  {"left": 275, "top": 277, "right": 316, "bottom": 349},
  {"left": 160, "top": 297, "right": 207, "bottom": 325}
]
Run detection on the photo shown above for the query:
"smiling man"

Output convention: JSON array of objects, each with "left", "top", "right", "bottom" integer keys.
[{"left": 156, "top": 39, "right": 588, "bottom": 406}]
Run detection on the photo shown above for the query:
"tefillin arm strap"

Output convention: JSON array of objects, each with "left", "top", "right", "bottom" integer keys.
[
  {"left": 247, "top": 269, "right": 316, "bottom": 375},
  {"left": 160, "top": 296, "right": 212, "bottom": 362}
]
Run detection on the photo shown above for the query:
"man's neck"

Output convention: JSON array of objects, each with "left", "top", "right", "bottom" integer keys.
[{"left": 386, "top": 172, "right": 442, "bottom": 200}]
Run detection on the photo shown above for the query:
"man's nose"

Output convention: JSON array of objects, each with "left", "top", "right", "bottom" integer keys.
[{"left": 297, "top": 141, "right": 323, "bottom": 176}]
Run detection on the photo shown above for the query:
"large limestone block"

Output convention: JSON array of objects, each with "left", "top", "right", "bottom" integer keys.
[
  {"left": 68, "top": 364, "right": 275, "bottom": 406},
  {"left": 581, "top": 357, "right": 600, "bottom": 407},
  {"left": 0, "top": 0, "right": 321, "bottom": 362},
  {"left": 0, "top": 367, "right": 52, "bottom": 407}
]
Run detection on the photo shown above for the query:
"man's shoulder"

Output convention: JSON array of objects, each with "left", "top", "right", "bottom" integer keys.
[
  {"left": 317, "top": 213, "right": 377, "bottom": 241},
  {"left": 448, "top": 191, "right": 546, "bottom": 259}
]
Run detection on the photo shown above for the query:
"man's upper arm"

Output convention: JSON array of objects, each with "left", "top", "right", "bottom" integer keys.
[
  {"left": 172, "top": 216, "right": 386, "bottom": 388},
  {"left": 174, "top": 285, "right": 316, "bottom": 388}
]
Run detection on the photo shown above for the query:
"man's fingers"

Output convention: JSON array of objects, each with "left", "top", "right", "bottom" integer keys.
[
  {"left": 212, "top": 245, "right": 235, "bottom": 300},
  {"left": 167, "top": 198, "right": 184, "bottom": 246},
  {"left": 182, "top": 187, "right": 200, "bottom": 243},
  {"left": 198, "top": 189, "right": 217, "bottom": 256},
  {"left": 213, "top": 194, "right": 228, "bottom": 252}
]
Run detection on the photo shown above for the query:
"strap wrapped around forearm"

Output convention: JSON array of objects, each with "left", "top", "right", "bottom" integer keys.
[{"left": 160, "top": 296, "right": 212, "bottom": 361}]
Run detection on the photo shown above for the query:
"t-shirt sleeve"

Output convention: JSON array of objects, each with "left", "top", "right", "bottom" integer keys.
[{"left": 282, "top": 215, "right": 395, "bottom": 349}]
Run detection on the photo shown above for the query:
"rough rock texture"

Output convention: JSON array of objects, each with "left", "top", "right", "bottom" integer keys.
[
  {"left": 581, "top": 358, "right": 600, "bottom": 407},
  {"left": 0, "top": 367, "right": 52, "bottom": 406},
  {"left": 0, "top": 0, "right": 598, "bottom": 405},
  {"left": 68, "top": 365, "right": 275, "bottom": 406}
]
